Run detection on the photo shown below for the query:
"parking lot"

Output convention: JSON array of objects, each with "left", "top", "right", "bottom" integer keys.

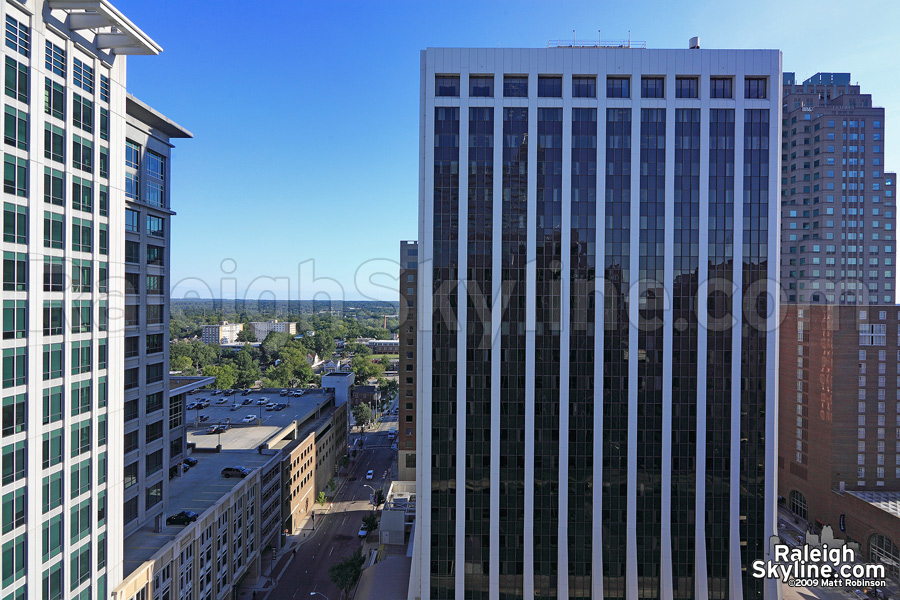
[{"left": 184, "top": 388, "right": 334, "bottom": 450}]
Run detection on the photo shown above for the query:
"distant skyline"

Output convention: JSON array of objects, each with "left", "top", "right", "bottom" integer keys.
[{"left": 115, "top": 0, "right": 900, "bottom": 301}]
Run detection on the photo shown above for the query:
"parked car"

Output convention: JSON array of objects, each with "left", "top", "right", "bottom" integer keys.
[
  {"left": 274, "top": 403, "right": 287, "bottom": 411},
  {"left": 198, "top": 400, "right": 210, "bottom": 408},
  {"left": 183, "top": 457, "right": 198, "bottom": 467},
  {"left": 166, "top": 510, "right": 199, "bottom": 526},
  {"left": 225, "top": 389, "right": 236, "bottom": 396},
  {"left": 211, "top": 390, "right": 221, "bottom": 396},
  {"left": 365, "top": 470, "right": 374, "bottom": 480},
  {"left": 290, "top": 391, "right": 303, "bottom": 397},
  {"left": 280, "top": 390, "right": 288, "bottom": 396},
  {"left": 215, "top": 398, "right": 227, "bottom": 404},
  {"left": 206, "top": 425, "right": 222, "bottom": 434},
  {"left": 358, "top": 524, "right": 368, "bottom": 538},
  {"left": 186, "top": 402, "right": 198, "bottom": 410},
  {"left": 230, "top": 404, "right": 240, "bottom": 411},
  {"left": 198, "top": 414, "right": 209, "bottom": 422},
  {"left": 221, "top": 466, "right": 251, "bottom": 478},
  {"left": 265, "top": 403, "right": 277, "bottom": 411},
  {"left": 241, "top": 415, "right": 256, "bottom": 424},
  {"left": 257, "top": 398, "right": 268, "bottom": 405},
  {"left": 241, "top": 389, "right": 252, "bottom": 396},
  {"left": 242, "top": 398, "right": 252, "bottom": 405}
]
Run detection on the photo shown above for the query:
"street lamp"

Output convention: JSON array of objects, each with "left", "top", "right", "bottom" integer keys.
[
  {"left": 363, "top": 484, "right": 377, "bottom": 507},
  {"left": 310, "top": 593, "right": 329, "bottom": 600}
]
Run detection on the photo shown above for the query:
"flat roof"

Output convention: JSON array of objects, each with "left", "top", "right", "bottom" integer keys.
[
  {"left": 355, "top": 557, "right": 411, "bottom": 600},
  {"left": 123, "top": 450, "right": 274, "bottom": 572},
  {"left": 185, "top": 390, "right": 335, "bottom": 450},
  {"left": 847, "top": 490, "right": 900, "bottom": 518},
  {"left": 126, "top": 94, "right": 193, "bottom": 139},
  {"left": 169, "top": 375, "right": 215, "bottom": 394}
]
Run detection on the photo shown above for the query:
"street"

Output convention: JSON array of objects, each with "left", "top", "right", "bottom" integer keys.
[{"left": 264, "top": 399, "right": 399, "bottom": 599}]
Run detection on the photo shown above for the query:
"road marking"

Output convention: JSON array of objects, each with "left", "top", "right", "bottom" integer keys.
[{"left": 329, "top": 546, "right": 335, "bottom": 556}]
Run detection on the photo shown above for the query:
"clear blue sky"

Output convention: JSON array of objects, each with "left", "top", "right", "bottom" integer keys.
[{"left": 115, "top": 0, "right": 900, "bottom": 302}]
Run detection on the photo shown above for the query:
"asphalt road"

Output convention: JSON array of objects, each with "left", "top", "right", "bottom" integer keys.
[{"left": 265, "top": 408, "right": 398, "bottom": 600}]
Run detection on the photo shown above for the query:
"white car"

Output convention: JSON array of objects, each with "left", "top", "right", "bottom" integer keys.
[
  {"left": 256, "top": 398, "right": 268, "bottom": 405},
  {"left": 241, "top": 415, "right": 256, "bottom": 424},
  {"left": 215, "top": 398, "right": 227, "bottom": 404},
  {"left": 365, "top": 470, "right": 374, "bottom": 480}
]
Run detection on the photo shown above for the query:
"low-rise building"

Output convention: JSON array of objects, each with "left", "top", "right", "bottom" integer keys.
[
  {"left": 352, "top": 385, "right": 381, "bottom": 409},
  {"left": 250, "top": 320, "right": 297, "bottom": 341},
  {"left": 368, "top": 339, "right": 400, "bottom": 354},
  {"left": 201, "top": 321, "right": 244, "bottom": 345}
]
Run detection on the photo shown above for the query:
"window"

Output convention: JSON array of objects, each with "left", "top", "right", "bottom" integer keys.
[
  {"left": 125, "top": 336, "right": 139, "bottom": 358},
  {"left": 71, "top": 340, "right": 90, "bottom": 375},
  {"left": 43, "top": 257, "right": 63, "bottom": 292},
  {"left": 538, "top": 76, "right": 562, "bottom": 97},
  {"left": 125, "top": 367, "right": 139, "bottom": 389},
  {"left": 72, "top": 176, "right": 91, "bottom": 212},
  {"left": 124, "top": 430, "right": 138, "bottom": 454},
  {"left": 126, "top": 208, "right": 139, "bottom": 232},
  {"left": 146, "top": 390, "right": 163, "bottom": 413},
  {"left": 3, "top": 153, "right": 26, "bottom": 196},
  {"left": 44, "top": 78, "right": 64, "bottom": 119},
  {"left": 72, "top": 134, "right": 91, "bottom": 172},
  {"left": 147, "top": 214, "right": 164, "bottom": 237},
  {"left": 146, "top": 362, "right": 164, "bottom": 383},
  {"left": 42, "top": 386, "right": 62, "bottom": 424},
  {"left": 572, "top": 76, "right": 595, "bottom": 98},
  {"left": 2, "top": 348, "right": 25, "bottom": 388},
  {"left": 43, "top": 301, "right": 62, "bottom": 335},
  {"left": 745, "top": 77, "right": 767, "bottom": 99},
  {"left": 124, "top": 461, "right": 138, "bottom": 488},
  {"left": 147, "top": 275, "right": 164, "bottom": 296},
  {"left": 100, "top": 74, "right": 110, "bottom": 103},
  {"left": 70, "top": 420, "right": 91, "bottom": 457},
  {"left": 4, "top": 15, "right": 29, "bottom": 56},
  {"left": 640, "top": 76, "right": 664, "bottom": 98},
  {"left": 469, "top": 75, "right": 493, "bottom": 97},
  {"left": 4, "top": 106, "right": 26, "bottom": 150},
  {"left": 42, "top": 471, "right": 62, "bottom": 513},
  {"left": 126, "top": 240, "right": 140, "bottom": 263},
  {"left": 147, "top": 334, "right": 164, "bottom": 355},
  {"left": 710, "top": 77, "right": 732, "bottom": 98},
  {"left": 73, "top": 94, "right": 92, "bottom": 133},
  {"left": 70, "top": 498, "right": 91, "bottom": 542},
  {"left": 125, "top": 305, "right": 138, "bottom": 327},
  {"left": 147, "top": 304, "right": 163, "bottom": 324},
  {"left": 2, "top": 440, "right": 25, "bottom": 484},
  {"left": 675, "top": 77, "right": 698, "bottom": 98},
  {"left": 146, "top": 420, "right": 163, "bottom": 443},
  {"left": 147, "top": 481, "right": 163, "bottom": 509},
  {"left": 43, "top": 560, "right": 63, "bottom": 600},
  {"left": 70, "top": 300, "right": 91, "bottom": 333},
  {"left": 435, "top": 75, "right": 459, "bottom": 97},
  {"left": 147, "top": 244, "right": 164, "bottom": 265},
  {"left": 3, "top": 252, "right": 25, "bottom": 291},
  {"left": 70, "top": 459, "right": 90, "bottom": 498},
  {"left": 100, "top": 225, "right": 107, "bottom": 257},
  {"left": 126, "top": 172, "right": 139, "bottom": 200},
  {"left": 503, "top": 75, "right": 527, "bottom": 97},
  {"left": 146, "top": 448, "right": 163, "bottom": 476},
  {"left": 3, "top": 300, "right": 25, "bottom": 340},
  {"left": 45, "top": 41, "right": 64, "bottom": 77},
  {"left": 41, "top": 430, "right": 61, "bottom": 468},
  {"left": 44, "top": 168, "right": 63, "bottom": 205},
  {"left": 606, "top": 77, "right": 629, "bottom": 98},
  {"left": 73, "top": 57, "right": 93, "bottom": 93},
  {"left": 4, "top": 57, "right": 27, "bottom": 102},
  {"left": 1, "top": 487, "right": 25, "bottom": 533},
  {"left": 71, "top": 218, "right": 91, "bottom": 252},
  {"left": 98, "top": 376, "right": 107, "bottom": 409},
  {"left": 44, "top": 123, "right": 63, "bottom": 163},
  {"left": 2, "top": 533, "right": 25, "bottom": 587},
  {"left": 71, "top": 260, "right": 91, "bottom": 293},
  {"left": 124, "top": 497, "right": 138, "bottom": 524},
  {"left": 43, "top": 343, "right": 63, "bottom": 379},
  {"left": 71, "top": 544, "right": 91, "bottom": 589},
  {"left": 99, "top": 184, "right": 108, "bottom": 216},
  {"left": 3, "top": 202, "right": 26, "bottom": 243},
  {"left": 1, "top": 393, "right": 25, "bottom": 436}
]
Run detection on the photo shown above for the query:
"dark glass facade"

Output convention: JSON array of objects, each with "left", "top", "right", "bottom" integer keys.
[
  {"left": 740, "top": 108, "right": 769, "bottom": 599},
  {"left": 672, "top": 108, "right": 700, "bottom": 599},
  {"left": 498, "top": 107, "right": 527, "bottom": 599},
  {"left": 637, "top": 107, "right": 666, "bottom": 597},
  {"left": 533, "top": 107, "right": 562, "bottom": 599},
  {"left": 568, "top": 107, "right": 596, "bottom": 599},
  {"left": 706, "top": 108, "right": 735, "bottom": 599},
  {"left": 431, "top": 106, "right": 460, "bottom": 599},
  {"left": 464, "top": 106, "right": 493, "bottom": 598},
  {"left": 602, "top": 107, "right": 631, "bottom": 600}
]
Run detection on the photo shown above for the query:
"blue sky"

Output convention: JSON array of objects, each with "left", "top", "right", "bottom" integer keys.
[{"left": 114, "top": 0, "right": 900, "bottom": 301}]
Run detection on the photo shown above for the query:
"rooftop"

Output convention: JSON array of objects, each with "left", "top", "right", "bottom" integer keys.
[
  {"left": 186, "top": 389, "right": 336, "bottom": 451},
  {"left": 123, "top": 449, "right": 275, "bottom": 572},
  {"left": 48, "top": 0, "right": 161, "bottom": 55},
  {"left": 847, "top": 490, "right": 900, "bottom": 518},
  {"left": 127, "top": 94, "right": 193, "bottom": 139}
]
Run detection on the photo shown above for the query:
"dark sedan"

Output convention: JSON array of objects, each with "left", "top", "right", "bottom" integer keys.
[{"left": 166, "top": 510, "right": 199, "bottom": 526}]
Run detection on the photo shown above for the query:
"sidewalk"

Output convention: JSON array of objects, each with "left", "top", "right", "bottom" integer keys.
[{"left": 235, "top": 473, "right": 351, "bottom": 600}]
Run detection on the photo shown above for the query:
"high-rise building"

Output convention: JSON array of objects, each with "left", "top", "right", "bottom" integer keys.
[
  {"left": 399, "top": 240, "right": 417, "bottom": 480},
  {"left": 0, "top": 2, "right": 187, "bottom": 598},
  {"left": 412, "top": 45, "right": 781, "bottom": 600},
  {"left": 778, "top": 304, "right": 900, "bottom": 577},
  {"left": 780, "top": 73, "right": 897, "bottom": 304}
]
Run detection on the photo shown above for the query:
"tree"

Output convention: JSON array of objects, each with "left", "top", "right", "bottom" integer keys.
[
  {"left": 316, "top": 491, "right": 327, "bottom": 504},
  {"left": 377, "top": 377, "right": 398, "bottom": 400},
  {"left": 233, "top": 347, "right": 261, "bottom": 388},
  {"left": 339, "top": 455, "right": 350, "bottom": 470},
  {"left": 374, "top": 490, "right": 386, "bottom": 507},
  {"left": 328, "top": 477, "right": 336, "bottom": 491},
  {"left": 170, "top": 355, "right": 194, "bottom": 374},
  {"left": 362, "top": 513, "right": 379, "bottom": 532},
  {"left": 352, "top": 403, "right": 375, "bottom": 430},
  {"left": 235, "top": 327, "right": 256, "bottom": 342},
  {"left": 351, "top": 354, "right": 382, "bottom": 385},
  {"left": 202, "top": 364, "right": 236, "bottom": 390},
  {"left": 329, "top": 549, "right": 365, "bottom": 596}
]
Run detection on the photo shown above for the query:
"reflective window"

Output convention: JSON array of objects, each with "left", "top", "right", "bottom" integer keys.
[
  {"left": 435, "top": 75, "right": 459, "bottom": 97},
  {"left": 641, "top": 77, "right": 664, "bottom": 98},
  {"left": 606, "top": 77, "right": 630, "bottom": 98},
  {"left": 537, "top": 76, "right": 561, "bottom": 97},
  {"left": 503, "top": 75, "right": 527, "bottom": 97},
  {"left": 468, "top": 75, "right": 493, "bottom": 97}
]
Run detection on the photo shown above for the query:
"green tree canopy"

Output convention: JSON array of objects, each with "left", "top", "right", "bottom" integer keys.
[
  {"left": 352, "top": 402, "right": 375, "bottom": 430},
  {"left": 329, "top": 548, "right": 365, "bottom": 594},
  {"left": 362, "top": 513, "right": 379, "bottom": 532},
  {"left": 202, "top": 364, "right": 236, "bottom": 390},
  {"left": 170, "top": 355, "right": 194, "bottom": 374},
  {"left": 377, "top": 377, "right": 398, "bottom": 399},
  {"left": 232, "top": 347, "right": 261, "bottom": 388},
  {"left": 351, "top": 354, "right": 383, "bottom": 385},
  {"left": 235, "top": 327, "right": 256, "bottom": 342}
]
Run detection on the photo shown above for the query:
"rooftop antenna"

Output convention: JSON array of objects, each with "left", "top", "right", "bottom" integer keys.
[
  {"left": 573, "top": 29, "right": 576, "bottom": 46},
  {"left": 598, "top": 30, "right": 601, "bottom": 45},
  {"left": 628, "top": 30, "right": 631, "bottom": 48}
]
